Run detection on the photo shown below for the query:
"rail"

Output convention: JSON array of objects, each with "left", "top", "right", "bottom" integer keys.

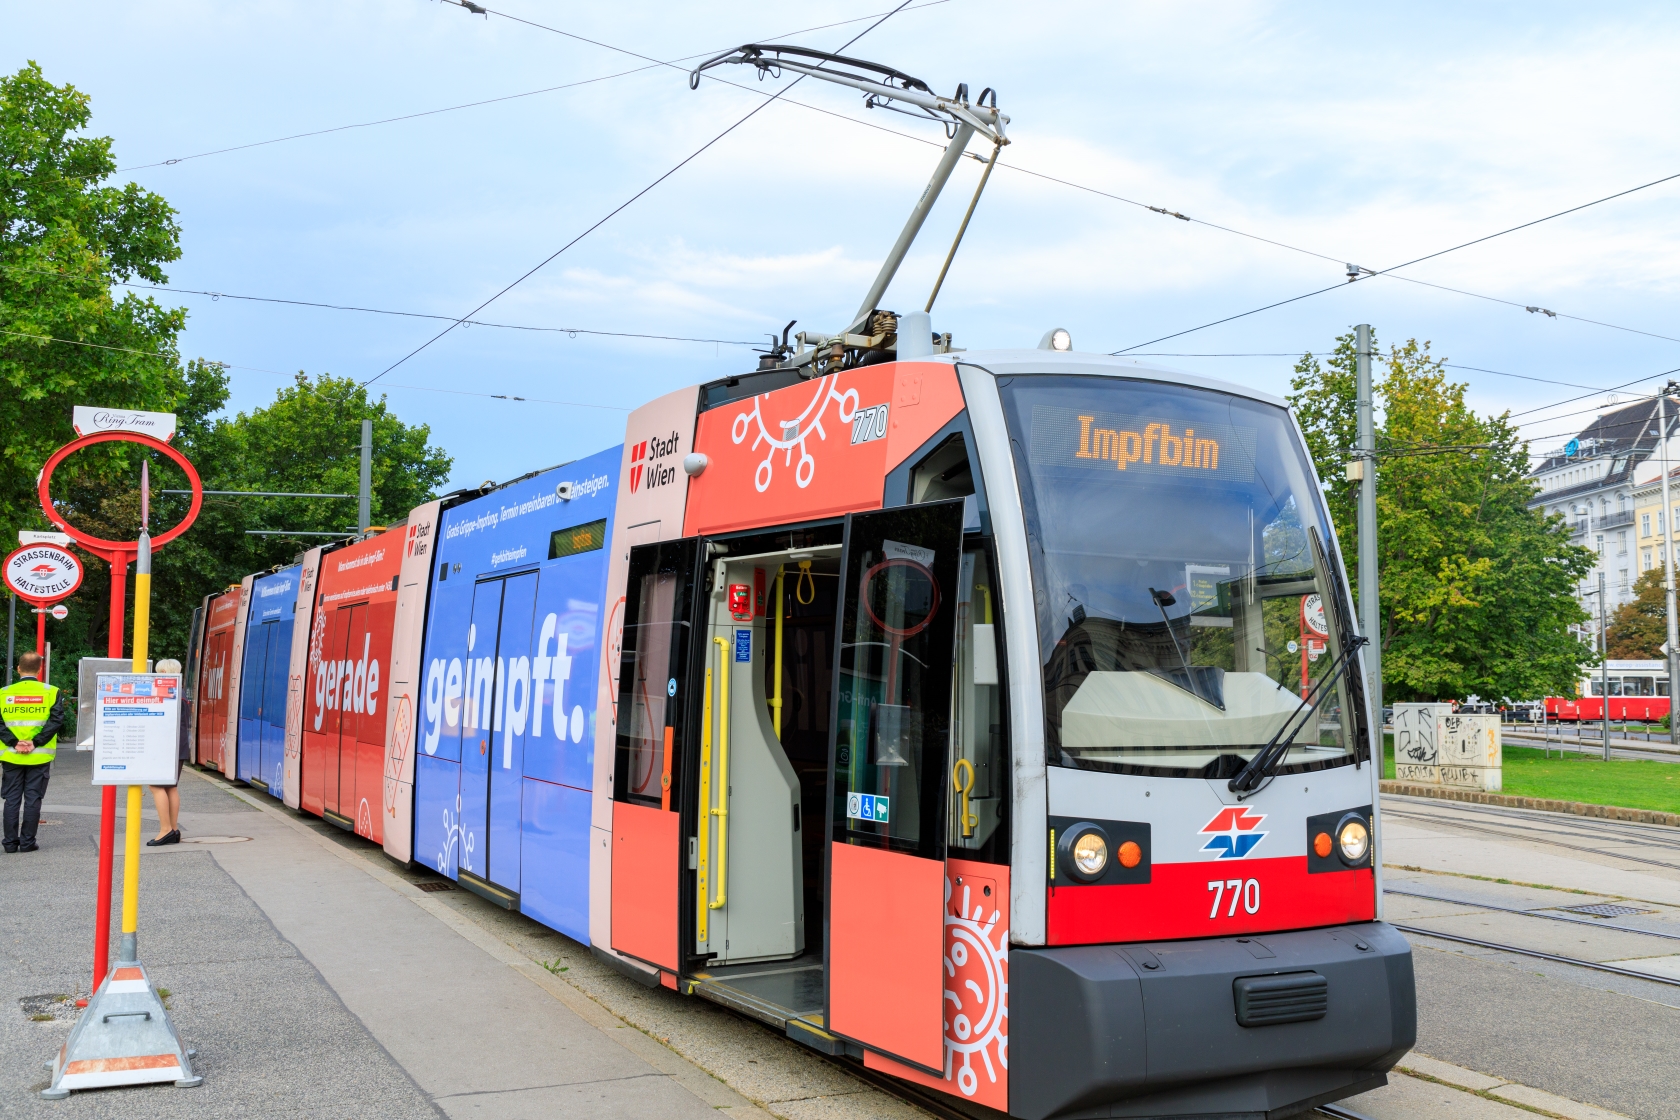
[
  {"left": 709, "top": 635, "right": 731, "bottom": 914},
  {"left": 697, "top": 654, "right": 715, "bottom": 942}
]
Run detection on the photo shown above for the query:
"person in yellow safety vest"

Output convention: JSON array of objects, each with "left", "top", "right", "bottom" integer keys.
[{"left": 1, "top": 651, "right": 69, "bottom": 853}]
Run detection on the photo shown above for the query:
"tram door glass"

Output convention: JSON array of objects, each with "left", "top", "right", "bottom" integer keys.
[
  {"left": 828, "top": 501, "right": 963, "bottom": 1070},
  {"left": 613, "top": 539, "right": 700, "bottom": 809}
]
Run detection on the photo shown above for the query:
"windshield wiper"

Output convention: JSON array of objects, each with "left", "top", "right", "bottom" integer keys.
[{"left": 1228, "top": 634, "right": 1368, "bottom": 797}]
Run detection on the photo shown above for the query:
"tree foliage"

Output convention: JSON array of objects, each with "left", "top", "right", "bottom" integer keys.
[
  {"left": 1, "top": 63, "right": 454, "bottom": 674},
  {"left": 1290, "top": 330, "right": 1596, "bottom": 701},
  {"left": 1, "top": 62, "right": 187, "bottom": 531},
  {"left": 1607, "top": 568, "right": 1668, "bottom": 660}
]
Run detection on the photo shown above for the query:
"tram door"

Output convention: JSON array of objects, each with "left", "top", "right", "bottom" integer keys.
[
  {"left": 319, "top": 606, "right": 355, "bottom": 819},
  {"left": 236, "top": 624, "right": 271, "bottom": 784},
  {"left": 322, "top": 607, "right": 362, "bottom": 829},
  {"left": 458, "top": 571, "right": 538, "bottom": 904},
  {"left": 610, "top": 539, "right": 701, "bottom": 973},
  {"left": 826, "top": 501, "right": 963, "bottom": 1071}
]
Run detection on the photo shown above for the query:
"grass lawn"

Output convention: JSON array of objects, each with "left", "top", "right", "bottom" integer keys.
[{"left": 1383, "top": 740, "right": 1680, "bottom": 815}]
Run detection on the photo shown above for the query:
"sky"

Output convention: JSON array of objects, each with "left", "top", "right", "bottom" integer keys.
[{"left": 9, "top": 1, "right": 1680, "bottom": 489}]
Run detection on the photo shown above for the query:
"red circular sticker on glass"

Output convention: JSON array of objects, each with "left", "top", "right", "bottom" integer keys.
[{"left": 3, "top": 544, "right": 84, "bottom": 603}]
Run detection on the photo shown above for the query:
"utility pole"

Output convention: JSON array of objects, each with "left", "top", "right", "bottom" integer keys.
[
  {"left": 1355, "top": 324, "right": 1382, "bottom": 734},
  {"left": 1600, "top": 570, "right": 1611, "bottom": 760},
  {"left": 1659, "top": 385, "right": 1679, "bottom": 745},
  {"left": 358, "top": 419, "right": 372, "bottom": 535}
]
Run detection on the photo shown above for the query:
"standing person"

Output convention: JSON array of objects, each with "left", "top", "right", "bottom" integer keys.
[
  {"left": 0, "top": 651, "right": 68, "bottom": 853},
  {"left": 147, "top": 658, "right": 186, "bottom": 846}
]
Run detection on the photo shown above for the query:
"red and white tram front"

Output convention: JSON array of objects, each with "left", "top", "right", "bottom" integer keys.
[
  {"left": 599, "top": 350, "right": 1414, "bottom": 1120},
  {"left": 989, "top": 359, "right": 1414, "bottom": 1118}
]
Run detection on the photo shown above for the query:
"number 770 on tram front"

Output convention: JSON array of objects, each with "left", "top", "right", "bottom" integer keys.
[{"left": 586, "top": 348, "right": 1414, "bottom": 1120}]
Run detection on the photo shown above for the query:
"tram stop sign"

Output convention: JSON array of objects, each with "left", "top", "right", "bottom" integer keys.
[{"left": 4, "top": 543, "right": 84, "bottom": 604}]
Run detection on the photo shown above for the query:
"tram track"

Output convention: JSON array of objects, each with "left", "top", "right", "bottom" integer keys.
[
  {"left": 1381, "top": 805, "right": 1680, "bottom": 873},
  {"left": 1385, "top": 886, "right": 1680, "bottom": 943},
  {"left": 1392, "top": 923, "right": 1680, "bottom": 988}
]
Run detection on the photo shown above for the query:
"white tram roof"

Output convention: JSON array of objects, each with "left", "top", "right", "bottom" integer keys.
[{"left": 923, "top": 349, "right": 1290, "bottom": 411}]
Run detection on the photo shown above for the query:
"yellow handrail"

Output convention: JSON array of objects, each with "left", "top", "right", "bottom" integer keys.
[
  {"left": 696, "top": 655, "right": 715, "bottom": 943},
  {"left": 953, "top": 758, "right": 978, "bottom": 839},
  {"left": 709, "top": 635, "right": 731, "bottom": 912},
  {"left": 772, "top": 565, "right": 785, "bottom": 739}
]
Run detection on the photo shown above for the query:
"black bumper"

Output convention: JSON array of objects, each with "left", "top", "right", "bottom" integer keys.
[{"left": 1011, "top": 922, "right": 1415, "bottom": 1120}]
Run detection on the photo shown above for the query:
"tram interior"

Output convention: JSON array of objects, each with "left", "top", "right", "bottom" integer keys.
[{"left": 689, "top": 542, "right": 841, "bottom": 1022}]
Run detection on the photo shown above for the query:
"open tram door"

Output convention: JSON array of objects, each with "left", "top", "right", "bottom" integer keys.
[{"left": 824, "top": 501, "right": 963, "bottom": 1072}]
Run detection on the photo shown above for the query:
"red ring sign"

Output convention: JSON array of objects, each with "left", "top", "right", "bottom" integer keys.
[
  {"left": 4, "top": 544, "right": 85, "bottom": 604},
  {"left": 36, "top": 431, "right": 202, "bottom": 557}
]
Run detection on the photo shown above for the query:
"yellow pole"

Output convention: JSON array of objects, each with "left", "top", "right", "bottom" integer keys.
[
  {"left": 121, "top": 529, "right": 152, "bottom": 959},
  {"left": 696, "top": 657, "right": 714, "bottom": 945},
  {"left": 710, "top": 635, "right": 730, "bottom": 912},
  {"left": 772, "top": 566, "right": 785, "bottom": 739}
]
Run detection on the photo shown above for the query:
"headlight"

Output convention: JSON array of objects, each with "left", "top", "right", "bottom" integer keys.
[
  {"left": 1337, "top": 815, "right": 1370, "bottom": 865},
  {"left": 1057, "top": 823, "right": 1111, "bottom": 881},
  {"left": 1073, "top": 831, "right": 1108, "bottom": 877}
]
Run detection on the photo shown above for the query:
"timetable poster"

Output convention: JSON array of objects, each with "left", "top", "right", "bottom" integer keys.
[{"left": 92, "top": 674, "right": 182, "bottom": 786}]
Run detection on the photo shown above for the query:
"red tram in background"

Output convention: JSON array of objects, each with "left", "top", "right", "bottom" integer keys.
[{"left": 1546, "top": 659, "right": 1670, "bottom": 722}]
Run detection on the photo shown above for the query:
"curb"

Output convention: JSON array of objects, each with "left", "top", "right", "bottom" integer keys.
[{"left": 1379, "top": 780, "right": 1680, "bottom": 828}]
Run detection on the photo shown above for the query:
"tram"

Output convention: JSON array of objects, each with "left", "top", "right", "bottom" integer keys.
[
  {"left": 185, "top": 43, "right": 1413, "bottom": 1119},
  {"left": 1546, "top": 660, "right": 1670, "bottom": 723}
]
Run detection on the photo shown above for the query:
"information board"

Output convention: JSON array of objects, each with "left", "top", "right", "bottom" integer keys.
[{"left": 92, "top": 674, "right": 182, "bottom": 785}]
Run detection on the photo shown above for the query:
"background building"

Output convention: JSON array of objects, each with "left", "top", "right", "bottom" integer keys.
[{"left": 1528, "top": 393, "right": 1680, "bottom": 647}]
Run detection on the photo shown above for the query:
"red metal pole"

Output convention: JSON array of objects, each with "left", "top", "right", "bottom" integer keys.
[
  {"left": 35, "top": 608, "right": 44, "bottom": 657},
  {"left": 89, "top": 550, "right": 127, "bottom": 1000}
]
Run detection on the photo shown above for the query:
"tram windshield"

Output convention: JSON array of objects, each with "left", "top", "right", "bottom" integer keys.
[{"left": 999, "top": 374, "right": 1364, "bottom": 778}]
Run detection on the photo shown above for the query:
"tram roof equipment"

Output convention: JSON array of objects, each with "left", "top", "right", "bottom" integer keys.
[{"left": 691, "top": 44, "right": 1008, "bottom": 365}]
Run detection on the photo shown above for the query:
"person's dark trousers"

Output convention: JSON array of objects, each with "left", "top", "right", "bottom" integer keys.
[{"left": 1, "top": 762, "right": 51, "bottom": 851}]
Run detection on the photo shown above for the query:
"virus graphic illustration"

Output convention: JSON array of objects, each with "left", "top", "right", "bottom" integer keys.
[{"left": 731, "top": 373, "right": 859, "bottom": 493}]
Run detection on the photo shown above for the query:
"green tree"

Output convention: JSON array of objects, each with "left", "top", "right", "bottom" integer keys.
[
  {"left": 1290, "top": 331, "right": 1596, "bottom": 701},
  {"left": 1, "top": 62, "right": 188, "bottom": 530},
  {"left": 1607, "top": 568, "right": 1668, "bottom": 659},
  {"left": 0, "top": 63, "right": 455, "bottom": 672}
]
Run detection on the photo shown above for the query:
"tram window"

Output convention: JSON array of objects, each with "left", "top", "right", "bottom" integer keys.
[
  {"left": 999, "top": 375, "right": 1364, "bottom": 779},
  {"left": 833, "top": 502, "right": 964, "bottom": 856},
  {"left": 613, "top": 539, "right": 700, "bottom": 809},
  {"left": 950, "top": 548, "right": 1009, "bottom": 860},
  {"left": 908, "top": 434, "right": 976, "bottom": 504}
]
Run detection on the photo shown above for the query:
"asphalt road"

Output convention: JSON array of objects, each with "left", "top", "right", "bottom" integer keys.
[{"left": 1381, "top": 793, "right": 1680, "bottom": 1119}]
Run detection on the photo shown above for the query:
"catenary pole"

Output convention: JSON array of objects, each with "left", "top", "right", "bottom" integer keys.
[
  {"left": 1660, "top": 386, "right": 1679, "bottom": 745},
  {"left": 359, "top": 419, "right": 372, "bottom": 534},
  {"left": 1600, "top": 571, "right": 1611, "bottom": 761},
  {"left": 1355, "top": 325, "right": 1381, "bottom": 732}
]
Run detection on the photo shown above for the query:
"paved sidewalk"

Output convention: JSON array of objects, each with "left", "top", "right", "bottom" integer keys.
[{"left": 0, "top": 749, "right": 772, "bottom": 1118}]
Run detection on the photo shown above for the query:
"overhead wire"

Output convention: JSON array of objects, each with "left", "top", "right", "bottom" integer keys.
[
  {"left": 106, "top": 2, "right": 950, "bottom": 177},
  {"left": 0, "top": 328, "right": 628, "bottom": 410},
  {"left": 363, "top": 0, "right": 918, "bottom": 385},
  {"left": 74, "top": 4, "right": 1680, "bottom": 422},
  {"left": 89, "top": 5, "right": 1677, "bottom": 373},
  {"left": 116, "top": 281, "right": 759, "bottom": 346}
]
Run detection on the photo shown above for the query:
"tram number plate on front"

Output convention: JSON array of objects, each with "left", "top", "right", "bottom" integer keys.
[{"left": 1207, "top": 878, "right": 1261, "bottom": 918}]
